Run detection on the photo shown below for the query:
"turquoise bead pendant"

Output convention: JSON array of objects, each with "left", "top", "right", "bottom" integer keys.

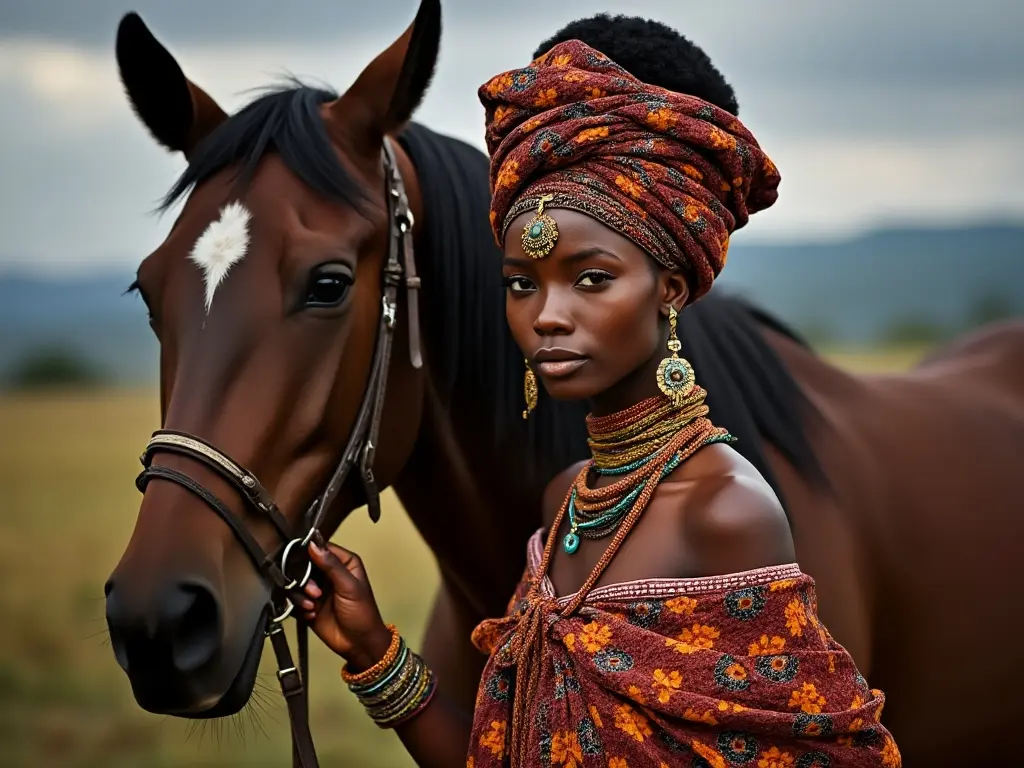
[{"left": 563, "top": 531, "right": 580, "bottom": 554}]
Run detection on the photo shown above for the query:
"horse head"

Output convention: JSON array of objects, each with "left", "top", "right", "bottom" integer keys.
[{"left": 104, "top": 1, "right": 440, "bottom": 718}]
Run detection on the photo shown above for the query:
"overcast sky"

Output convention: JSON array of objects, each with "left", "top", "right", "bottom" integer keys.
[{"left": 1, "top": 0, "right": 1021, "bottom": 275}]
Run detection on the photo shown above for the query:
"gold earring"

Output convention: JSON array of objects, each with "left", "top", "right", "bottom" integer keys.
[
  {"left": 656, "top": 306, "right": 696, "bottom": 406},
  {"left": 523, "top": 359, "right": 538, "bottom": 419},
  {"left": 521, "top": 194, "right": 559, "bottom": 259}
]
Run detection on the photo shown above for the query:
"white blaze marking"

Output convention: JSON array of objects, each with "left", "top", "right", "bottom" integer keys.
[{"left": 188, "top": 201, "right": 252, "bottom": 313}]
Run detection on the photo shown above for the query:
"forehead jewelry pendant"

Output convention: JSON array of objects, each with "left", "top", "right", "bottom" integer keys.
[{"left": 521, "top": 193, "right": 559, "bottom": 259}]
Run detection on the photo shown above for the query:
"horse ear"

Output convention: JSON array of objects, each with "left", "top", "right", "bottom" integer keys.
[
  {"left": 332, "top": 0, "right": 442, "bottom": 148},
  {"left": 115, "top": 12, "right": 227, "bottom": 158}
]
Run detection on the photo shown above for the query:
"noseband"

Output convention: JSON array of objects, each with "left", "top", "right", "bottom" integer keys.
[{"left": 133, "top": 138, "right": 422, "bottom": 768}]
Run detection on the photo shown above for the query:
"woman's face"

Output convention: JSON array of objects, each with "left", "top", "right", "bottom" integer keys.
[{"left": 502, "top": 207, "right": 687, "bottom": 404}]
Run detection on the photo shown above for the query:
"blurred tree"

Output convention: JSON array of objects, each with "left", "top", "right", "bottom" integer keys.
[
  {"left": 881, "top": 316, "right": 949, "bottom": 346},
  {"left": 796, "top": 317, "right": 840, "bottom": 348},
  {"left": 967, "top": 293, "right": 1020, "bottom": 327},
  {"left": 5, "top": 346, "right": 108, "bottom": 391}
]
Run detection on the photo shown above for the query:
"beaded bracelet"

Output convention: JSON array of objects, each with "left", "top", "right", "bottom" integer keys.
[
  {"left": 365, "top": 656, "right": 437, "bottom": 729},
  {"left": 341, "top": 625, "right": 437, "bottom": 729},
  {"left": 340, "top": 623, "right": 401, "bottom": 686}
]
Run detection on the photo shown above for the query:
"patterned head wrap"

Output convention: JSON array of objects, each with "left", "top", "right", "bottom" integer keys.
[{"left": 479, "top": 40, "right": 782, "bottom": 302}]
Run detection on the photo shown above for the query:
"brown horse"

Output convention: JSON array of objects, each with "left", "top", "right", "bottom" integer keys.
[{"left": 104, "top": 3, "right": 1024, "bottom": 765}]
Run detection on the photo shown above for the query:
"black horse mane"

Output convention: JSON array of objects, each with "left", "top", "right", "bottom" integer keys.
[
  {"left": 398, "top": 122, "right": 825, "bottom": 510},
  {"left": 398, "top": 123, "right": 592, "bottom": 485},
  {"left": 159, "top": 81, "right": 366, "bottom": 213},
  {"left": 156, "top": 80, "right": 823, "bottom": 511}
]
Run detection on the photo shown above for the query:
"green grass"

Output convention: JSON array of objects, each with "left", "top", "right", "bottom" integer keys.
[{"left": 0, "top": 347, "right": 924, "bottom": 767}]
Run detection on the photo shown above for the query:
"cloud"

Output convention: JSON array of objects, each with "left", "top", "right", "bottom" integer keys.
[
  {"left": 3, "top": 0, "right": 1020, "bottom": 87},
  {"left": 743, "top": 134, "right": 1024, "bottom": 242},
  {"left": 0, "top": 39, "right": 123, "bottom": 133},
  {"left": 0, "top": 0, "right": 1021, "bottom": 273}
]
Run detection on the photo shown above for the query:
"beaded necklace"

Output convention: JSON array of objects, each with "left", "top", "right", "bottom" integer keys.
[{"left": 561, "top": 386, "right": 734, "bottom": 554}]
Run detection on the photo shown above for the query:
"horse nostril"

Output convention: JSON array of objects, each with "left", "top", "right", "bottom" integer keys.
[
  {"left": 104, "top": 585, "right": 131, "bottom": 673},
  {"left": 169, "top": 582, "right": 222, "bottom": 674}
]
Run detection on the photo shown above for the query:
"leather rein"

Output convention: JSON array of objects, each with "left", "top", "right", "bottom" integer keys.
[{"left": 134, "top": 138, "right": 422, "bottom": 768}]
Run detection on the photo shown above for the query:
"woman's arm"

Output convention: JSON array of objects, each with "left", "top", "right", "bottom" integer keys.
[
  {"left": 300, "top": 542, "right": 474, "bottom": 768},
  {"left": 419, "top": 576, "right": 490, "bottom": 711}
]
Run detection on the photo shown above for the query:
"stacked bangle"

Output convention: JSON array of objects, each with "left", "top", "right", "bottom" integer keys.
[{"left": 342, "top": 624, "right": 437, "bottom": 728}]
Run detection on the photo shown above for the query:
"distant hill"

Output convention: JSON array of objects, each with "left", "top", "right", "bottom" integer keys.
[
  {"left": 1, "top": 223, "right": 1022, "bottom": 384},
  {"left": 0, "top": 274, "right": 156, "bottom": 384},
  {"left": 718, "top": 223, "right": 1024, "bottom": 343}
]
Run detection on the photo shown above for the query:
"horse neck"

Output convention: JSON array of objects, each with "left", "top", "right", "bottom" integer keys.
[
  {"left": 383, "top": 130, "right": 550, "bottom": 615},
  {"left": 390, "top": 336, "right": 548, "bottom": 618},
  {"left": 756, "top": 323, "right": 887, "bottom": 510}
]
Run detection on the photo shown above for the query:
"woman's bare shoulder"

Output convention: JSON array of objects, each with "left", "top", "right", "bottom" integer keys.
[{"left": 667, "top": 443, "right": 796, "bottom": 575}]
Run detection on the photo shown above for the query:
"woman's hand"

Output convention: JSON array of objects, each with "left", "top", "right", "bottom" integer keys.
[{"left": 298, "top": 541, "right": 393, "bottom": 672}]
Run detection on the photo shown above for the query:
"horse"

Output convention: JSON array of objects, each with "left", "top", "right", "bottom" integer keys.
[{"left": 103, "top": 3, "right": 1024, "bottom": 766}]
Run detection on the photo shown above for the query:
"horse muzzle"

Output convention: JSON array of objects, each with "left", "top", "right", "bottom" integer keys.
[{"left": 104, "top": 573, "right": 267, "bottom": 716}]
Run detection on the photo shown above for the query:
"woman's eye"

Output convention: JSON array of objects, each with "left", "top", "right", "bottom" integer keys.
[
  {"left": 577, "top": 270, "right": 613, "bottom": 288},
  {"left": 505, "top": 276, "right": 535, "bottom": 293},
  {"left": 305, "top": 272, "right": 352, "bottom": 307}
]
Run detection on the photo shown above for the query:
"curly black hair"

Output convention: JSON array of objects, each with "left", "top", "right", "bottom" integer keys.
[{"left": 532, "top": 13, "right": 739, "bottom": 115}]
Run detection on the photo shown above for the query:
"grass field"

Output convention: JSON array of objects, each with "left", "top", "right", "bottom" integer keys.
[{"left": 0, "top": 346, "right": 926, "bottom": 767}]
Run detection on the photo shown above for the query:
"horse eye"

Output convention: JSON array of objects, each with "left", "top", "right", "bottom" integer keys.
[{"left": 305, "top": 270, "right": 352, "bottom": 308}]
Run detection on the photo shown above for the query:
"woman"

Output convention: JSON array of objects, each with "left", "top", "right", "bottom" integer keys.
[{"left": 298, "top": 21, "right": 901, "bottom": 768}]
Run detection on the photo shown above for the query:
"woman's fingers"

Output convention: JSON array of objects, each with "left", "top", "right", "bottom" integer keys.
[
  {"left": 324, "top": 542, "right": 368, "bottom": 581},
  {"left": 303, "top": 580, "right": 322, "bottom": 599},
  {"left": 307, "top": 541, "right": 361, "bottom": 594}
]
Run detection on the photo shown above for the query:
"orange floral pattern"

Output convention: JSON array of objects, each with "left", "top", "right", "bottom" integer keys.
[
  {"left": 494, "top": 160, "right": 520, "bottom": 190},
  {"left": 665, "top": 595, "right": 697, "bottom": 615},
  {"left": 613, "top": 174, "right": 645, "bottom": 200},
  {"left": 534, "top": 88, "right": 559, "bottom": 108},
  {"left": 749, "top": 635, "right": 786, "bottom": 655},
  {"left": 667, "top": 622, "right": 720, "bottom": 654},
  {"left": 788, "top": 682, "right": 827, "bottom": 714},
  {"left": 758, "top": 746, "right": 795, "bottom": 768},
  {"left": 575, "top": 126, "right": 610, "bottom": 144},
  {"left": 550, "top": 731, "right": 583, "bottom": 767},
  {"left": 579, "top": 621, "right": 612, "bottom": 652},
  {"left": 692, "top": 740, "right": 727, "bottom": 768},
  {"left": 785, "top": 598, "right": 808, "bottom": 637},
  {"left": 645, "top": 107, "right": 678, "bottom": 131},
  {"left": 478, "top": 720, "right": 506, "bottom": 759},
  {"left": 881, "top": 736, "right": 902, "bottom": 766},
  {"left": 613, "top": 704, "right": 652, "bottom": 743},
  {"left": 651, "top": 668, "right": 682, "bottom": 704},
  {"left": 465, "top": 529, "right": 899, "bottom": 767}
]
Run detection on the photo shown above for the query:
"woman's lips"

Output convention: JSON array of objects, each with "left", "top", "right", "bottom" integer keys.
[{"left": 535, "top": 358, "right": 587, "bottom": 378}]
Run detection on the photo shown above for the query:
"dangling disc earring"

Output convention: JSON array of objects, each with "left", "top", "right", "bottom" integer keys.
[
  {"left": 656, "top": 306, "right": 696, "bottom": 406},
  {"left": 523, "top": 359, "right": 538, "bottom": 419}
]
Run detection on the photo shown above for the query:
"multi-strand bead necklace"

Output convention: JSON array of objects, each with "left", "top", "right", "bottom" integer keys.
[{"left": 561, "top": 385, "right": 734, "bottom": 555}]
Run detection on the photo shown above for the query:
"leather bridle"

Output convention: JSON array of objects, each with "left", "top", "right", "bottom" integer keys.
[{"left": 134, "top": 138, "right": 422, "bottom": 768}]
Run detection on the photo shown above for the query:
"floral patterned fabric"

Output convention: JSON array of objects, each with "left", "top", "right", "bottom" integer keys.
[
  {"left": 478, "top": 40, "right": 782, "bottom": 303},
  {"left": 466, "top": 529, "right": 900, "bottom": 768}
]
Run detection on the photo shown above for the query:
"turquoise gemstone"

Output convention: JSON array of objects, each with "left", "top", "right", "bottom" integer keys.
[
  {"left": 529, "top": 223, "right": 543, "bottom": 237},
  {"left": 563, "top": 532, "right": 580, "bottom": 554}
]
